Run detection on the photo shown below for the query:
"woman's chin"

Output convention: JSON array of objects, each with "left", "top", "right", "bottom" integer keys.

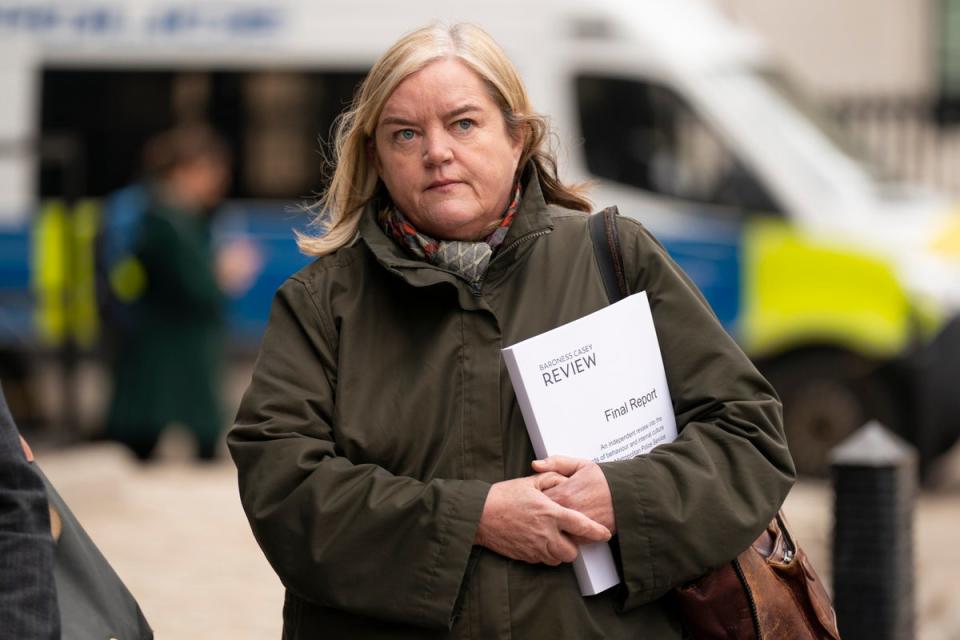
[{"left": 419, "top": 210, "right": 497, "bottom": 241}]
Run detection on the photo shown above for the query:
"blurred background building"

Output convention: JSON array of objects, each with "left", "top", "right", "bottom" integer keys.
[
  {"left": 716, "top": 0, "right": 960, "bottom": 193},
  {"left": 716, "top": 0, "right": 934, "bottom": 96}
]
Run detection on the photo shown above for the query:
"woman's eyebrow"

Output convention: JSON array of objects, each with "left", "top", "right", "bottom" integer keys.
[
  {"left": 380, "top": 104, "right": 483, "bottom": 128},
  {"left": 380, "top": 115, "right": 418, "bottom": 127},
  {"left": 444, "top": 104, "right": 482, "bottom": 119}
]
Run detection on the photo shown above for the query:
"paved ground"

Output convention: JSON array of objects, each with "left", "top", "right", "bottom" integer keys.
[
  {"left": 34, "top": 434, "right": 960, "bottom": 639},
  {"left": 38, "top": 438, "right": 283, "bottom": 639}
]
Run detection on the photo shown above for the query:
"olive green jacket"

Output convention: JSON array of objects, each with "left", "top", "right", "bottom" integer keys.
[{"left": 229, "top": 172, "right": 795, "bottom": 639}]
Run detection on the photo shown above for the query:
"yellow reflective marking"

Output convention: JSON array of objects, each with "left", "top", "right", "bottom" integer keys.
[
  {"left": 71, "top": 199, "right": 101, "bottom": 348},
  {"left": 741, "top": 219, "right": 913, "bottom": 358},
  {"left": 31, "top": 202, "right": 68, "bottom": 346}
]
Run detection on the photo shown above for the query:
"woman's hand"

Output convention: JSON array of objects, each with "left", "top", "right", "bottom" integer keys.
[
  {"left": 216, "top": 237, "right": 263, "bottom": 295},
  {"left": 533, "top": 456, "right": 617, "bottom": 535},
  {"left": 475, "top": 473, "right": 611, "bottom": 565}
]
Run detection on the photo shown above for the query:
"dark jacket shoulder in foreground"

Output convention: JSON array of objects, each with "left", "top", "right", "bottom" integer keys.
[{"left": 0, "top": 387, "right": 60, "bottom": 639}]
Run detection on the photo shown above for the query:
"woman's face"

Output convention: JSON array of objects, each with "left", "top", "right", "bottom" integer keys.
[{"left": 373, "top": 59, "right": 523, "bottom": 241}]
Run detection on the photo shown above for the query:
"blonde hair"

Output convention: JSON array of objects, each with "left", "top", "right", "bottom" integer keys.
[{"left": 297, "top": 22, "right": 591, "bottom": 257}]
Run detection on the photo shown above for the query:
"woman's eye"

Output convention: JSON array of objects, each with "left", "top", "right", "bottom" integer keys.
[
  {"left": 455, "top": 119, "right": 474, "bottom": 132},
  {"left": 396, "top": 129, "right": 416, "bottom": 142}
]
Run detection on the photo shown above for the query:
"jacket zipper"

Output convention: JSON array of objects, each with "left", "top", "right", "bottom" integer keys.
[
  {"left": 733, "top": 558, "right": 762, "bottom": 639},
  {"left": 469, "top": 229, "right": 552, "bottom": 296},
  {"left": 490, "top": 229, "right": 551, "bottom": 265}
]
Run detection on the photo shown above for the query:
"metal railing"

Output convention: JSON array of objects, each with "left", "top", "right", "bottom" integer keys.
[{"left": 831, "top": 95, "right": 960, "bottom": 197}]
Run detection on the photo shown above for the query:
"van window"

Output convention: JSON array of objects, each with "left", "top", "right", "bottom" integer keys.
[
  {"left": 38, "top": 69, "right": 367, "bottom": 200},
  {"left": 576, "top": 75, "right": 781, "bottom": 214}
]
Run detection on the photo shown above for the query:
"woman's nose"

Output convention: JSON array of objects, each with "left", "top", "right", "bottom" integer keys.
[{"left": 422, "top": 133, "right": 454, "bottom": 166}]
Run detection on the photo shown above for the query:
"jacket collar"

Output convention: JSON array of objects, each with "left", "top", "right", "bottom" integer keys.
[{"left": 358, "top": 163, "right": 555, "bottom": 287}]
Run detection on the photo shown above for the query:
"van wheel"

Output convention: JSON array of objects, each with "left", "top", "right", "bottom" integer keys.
[{"left": 759, "top": 350, "right": 901, "bottom": 477}]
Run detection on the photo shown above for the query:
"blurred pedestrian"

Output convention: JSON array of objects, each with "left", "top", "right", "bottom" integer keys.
[
  {"left": 104, "top": 124, "right": 259, "bottom": 462},
  {"left": 0, "top": 383, "right": 60, "bottom": 639}
]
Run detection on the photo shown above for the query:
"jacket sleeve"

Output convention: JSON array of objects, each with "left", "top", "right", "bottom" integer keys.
[
  {"left": 0, "top": 389, "right": 60, "bottom": 639},
  {"left": 228, "top": 276, "right": 490, "bottom": 629},
  {"left": 599, "top": 217, "right": 796, "bottom": 610}
]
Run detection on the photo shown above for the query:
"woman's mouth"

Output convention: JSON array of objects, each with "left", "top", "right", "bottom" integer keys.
[{"left": 427, "top": 179, "right": 461, "bottom": 191}]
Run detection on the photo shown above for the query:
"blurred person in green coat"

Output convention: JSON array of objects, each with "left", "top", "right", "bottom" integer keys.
[{"left": 105, "top": 125, "right": 259, "bottom": 462}]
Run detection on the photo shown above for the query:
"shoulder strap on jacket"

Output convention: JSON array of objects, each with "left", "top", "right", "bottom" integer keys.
[{"left": 588, "top": 206, "right": 630, "bottom": 303}]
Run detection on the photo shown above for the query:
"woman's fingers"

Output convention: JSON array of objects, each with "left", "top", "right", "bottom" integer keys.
[
  {"left": 544, "top": 534, "right": 580, "bottom": 565},
  {"left": 475, "top": 474, "right": 611, "bottom": 565},
  {"left": 532, "top": 455, "right": 588, "bottom": 476},
  {"left": 554, "top": 504, "right": 611, "bottom": 543},
  {"left": 538, "top": 460, "right": 618, "bottom": 535},
  {"left": 532, "top": 471, "right": 566, "bottom": 491}
]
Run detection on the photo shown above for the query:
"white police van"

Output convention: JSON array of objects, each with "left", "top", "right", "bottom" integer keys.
[{"left": 1, "top": 0, "right": 958, "bottom": 474}]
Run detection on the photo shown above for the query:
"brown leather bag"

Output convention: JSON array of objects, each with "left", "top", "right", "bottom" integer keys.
[{"left": 673, "top": 512, "right": 841, "bottom": 639}]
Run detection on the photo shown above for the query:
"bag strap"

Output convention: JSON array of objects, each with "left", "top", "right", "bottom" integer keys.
[{"left": 588, "top": 206, "right": 630, "bottom": 303}]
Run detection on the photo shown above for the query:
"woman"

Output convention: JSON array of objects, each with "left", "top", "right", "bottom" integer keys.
[
  {"left": 229, "top": 23, "right": 795, "bottom": 639},
  {"left": 105, "top": 125, "right": 241, "bottom": 461}
]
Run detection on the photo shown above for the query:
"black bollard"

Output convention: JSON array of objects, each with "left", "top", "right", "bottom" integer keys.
[{"left": 830, "top": 421, "right": 915, "bottom": 640}]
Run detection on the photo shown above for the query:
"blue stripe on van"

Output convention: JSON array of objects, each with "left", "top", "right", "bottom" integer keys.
[
  {"left": 659, "top": 232, "right": 741, "bottom": 335},
  {"left": 0, "top": 224, "right": 34, "bottom": 345}
]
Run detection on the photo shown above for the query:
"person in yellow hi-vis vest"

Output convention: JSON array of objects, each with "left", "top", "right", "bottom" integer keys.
[{"left": 104, "top": 125, "right": 259, "bottom": 461}]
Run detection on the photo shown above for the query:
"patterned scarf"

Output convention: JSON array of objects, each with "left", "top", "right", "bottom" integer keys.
[{"left": 380, "top": 183, "right": 521, "bottom": 285}]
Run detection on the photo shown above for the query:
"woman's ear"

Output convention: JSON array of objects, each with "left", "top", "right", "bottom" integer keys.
[
  {"left": 511, "top": 132, "right": 525, "bottom": 170},
  {"left": 509, "top": 120, "right": 526, "bottom": 165}
]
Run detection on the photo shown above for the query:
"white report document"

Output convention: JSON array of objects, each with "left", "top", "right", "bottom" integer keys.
[{"left": 502, "top": 292, "right": 678, "bottom": 595}]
